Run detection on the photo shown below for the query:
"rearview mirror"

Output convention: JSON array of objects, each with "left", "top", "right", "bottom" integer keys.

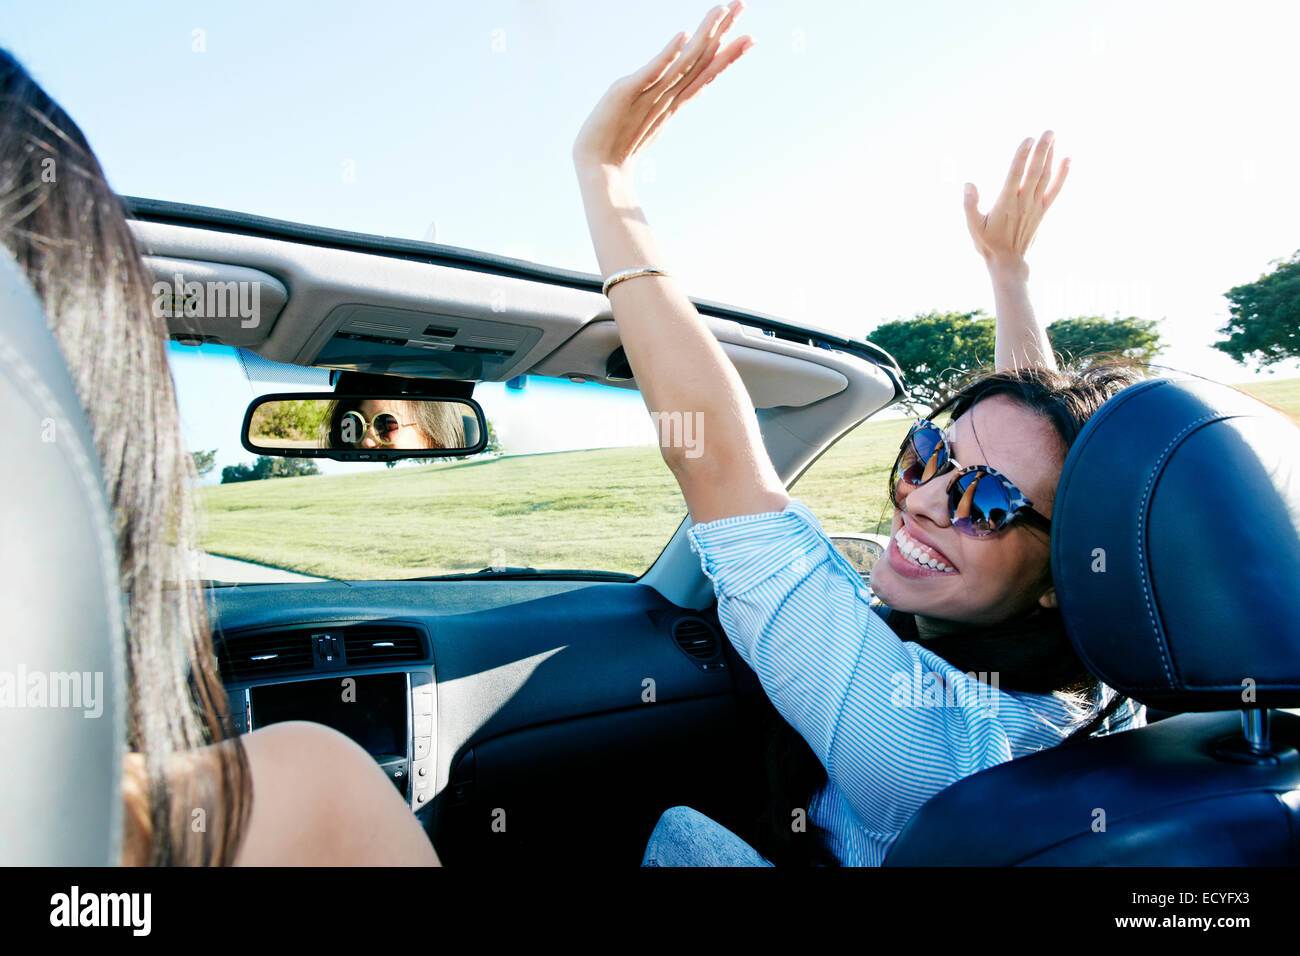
[
  {"left": 829, "top": 534, "right": 890, "bottom": 578},
  {"left": 241, "top": 393, "right": 487, "bottom": 461}
]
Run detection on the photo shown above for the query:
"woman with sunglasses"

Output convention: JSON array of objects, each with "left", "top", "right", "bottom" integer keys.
[
  {"left": 573, "top": 2, "right": 1144, "bottom": 866},
  {"left": 328, "top": 397, "right": 467, "bottom": 450}
]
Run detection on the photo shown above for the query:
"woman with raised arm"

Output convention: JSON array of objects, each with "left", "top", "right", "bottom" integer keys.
[{"left": 573, "top": 1, "right": 1145, "bottom": 866}]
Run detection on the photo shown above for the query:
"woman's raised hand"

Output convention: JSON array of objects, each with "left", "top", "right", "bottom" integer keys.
[
  {"left": 963, "top": 131, "right": 1070, "bottom": 272},
  {"left": 572, "top": 2, "right": 754, "bottom": 172}
]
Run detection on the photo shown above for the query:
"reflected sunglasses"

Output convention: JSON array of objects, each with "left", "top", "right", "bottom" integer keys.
[
  {"left": 889, "top": 418, "right": 1052, "bottom": 537},
  {"left": 339, "top": 409, "right": 416, "bottom": 446}
]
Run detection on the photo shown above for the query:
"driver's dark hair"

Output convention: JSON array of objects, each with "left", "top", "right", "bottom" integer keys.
[
  {"left": 0, "top": 49, "right": 250, "bottom": 864},
  {"left": 756, "top": 361, "right": 1146, "bottom": 867}
]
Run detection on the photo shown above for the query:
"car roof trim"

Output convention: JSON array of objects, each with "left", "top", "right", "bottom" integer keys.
[{"left": 121, "top": 196, "right": 903, "bottom": 402}]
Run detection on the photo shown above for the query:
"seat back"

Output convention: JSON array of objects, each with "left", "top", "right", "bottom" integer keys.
[{"left": 0, "top": 250, "right": 126, "bottom": 865}]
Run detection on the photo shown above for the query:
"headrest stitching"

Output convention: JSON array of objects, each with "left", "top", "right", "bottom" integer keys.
[{"left": 1136, "top": 409, "right": 1232, "bottom": 694}]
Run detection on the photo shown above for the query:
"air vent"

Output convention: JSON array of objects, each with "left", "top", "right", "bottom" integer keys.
[
  {"left": 343, "top": 624, "right": 426, "bottom": 665},
  {"left": 672, "top": 617, "right": 723, "bottom": 667},
  {"left": 218, "top": 631, "right": 314, "bottom": 682}
]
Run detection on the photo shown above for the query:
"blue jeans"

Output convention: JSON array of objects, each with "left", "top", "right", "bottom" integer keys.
[{"left": 641, "top": 806, "right": 774, "bottom": 867}]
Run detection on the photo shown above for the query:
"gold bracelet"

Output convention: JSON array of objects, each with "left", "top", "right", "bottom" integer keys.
[{"left": 601, "top": 266, "right": 669, "bottom": 297}]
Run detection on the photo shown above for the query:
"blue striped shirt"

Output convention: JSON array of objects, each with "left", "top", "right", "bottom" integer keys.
[{"left": 688, "top": 498, "right": 1144, "bottom": 866}]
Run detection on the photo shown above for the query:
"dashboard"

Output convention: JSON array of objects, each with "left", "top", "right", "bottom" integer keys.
[
  {"left": 212, "top": 578, "right": 755, "bottom": 863},
  {"left": 230, "top": 665, "right": 436, "bottom": 809}
]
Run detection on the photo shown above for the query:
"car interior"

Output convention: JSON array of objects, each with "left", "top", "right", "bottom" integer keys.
[{"left": 3, "top": 198, "right": 1297, "bottom": 866}]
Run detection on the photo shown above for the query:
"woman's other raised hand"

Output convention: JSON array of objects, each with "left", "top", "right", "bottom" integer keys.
[{"left": 963, "top": 131, "right": 1070, "bottom": 276}]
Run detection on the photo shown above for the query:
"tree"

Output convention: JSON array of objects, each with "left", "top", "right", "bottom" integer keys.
[
  {"left": 482, "top": 420, "right": 502, "bottom": 456},
  {"left": 220, "top": 456, "right": 321, "bottom": 483},
  {"left": 191, "top": 448, "right": 217, "bottom": 479},
  {"left": 246, "top": 399, "right": 330, "bottom": 442},
  {"left": 1213, "top": 251, "right": 1300, "bottom": 367},
  {"left": 1045, "top": 316, "right": 1163, "bottom": 369},
  {"left": 872, "top": 311, "right": 1165, "bottom": 412},
  {"left": 869, "top": 311, "right": 995, "bottom": 412},
  {"left": 221, "top": 463, "right": 255, "bottom": 484},
  {"left": 257, "top": 457, "right": 319, "bottom": 479}
]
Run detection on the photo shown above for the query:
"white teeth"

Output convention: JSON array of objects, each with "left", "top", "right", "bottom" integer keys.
[{"left": 896, "top": 528, "right": 956, "bottom": 573}]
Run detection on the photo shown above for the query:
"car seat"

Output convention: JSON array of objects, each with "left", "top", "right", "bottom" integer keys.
[{"left": 0, "top": 249, "right": 126, "bottom": 865}]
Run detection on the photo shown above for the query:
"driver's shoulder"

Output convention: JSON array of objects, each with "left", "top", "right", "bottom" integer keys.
[{"left": 234, "top": 721, "right": 438, "bottom": 866}]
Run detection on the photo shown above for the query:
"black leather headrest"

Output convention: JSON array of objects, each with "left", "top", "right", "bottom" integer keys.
[{"left": 1051, "top": 377, "right": 1300, "bottom": 711}]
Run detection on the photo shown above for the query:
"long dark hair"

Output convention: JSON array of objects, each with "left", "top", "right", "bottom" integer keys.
[
  {"left": 757, "top": 363, "right": 1145, "bottom": 866},
  {"left": 0, "top": 49, "right": 250, "bottom": 864}
]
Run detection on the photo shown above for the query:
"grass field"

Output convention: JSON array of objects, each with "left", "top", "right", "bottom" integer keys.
[
  {"left": 1238, "top": 376, "right": 1300, "bottom": 418},
  {"left": 199, "top": 377, "right": 1300, "bottom": 579}
]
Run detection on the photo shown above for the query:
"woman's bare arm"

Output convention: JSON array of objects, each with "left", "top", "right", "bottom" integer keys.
[
  {"left": 963, "top": 132, "right": 1070, "bottom": 372},
  {"left": 121, "top": 722, "right": 440, "bottom": 866},
  {"left": 234, "top": 722, "right": 440, "bottom": 866},
  {"left": 573, "top": 2, "right": 787, "bottom": 525}
]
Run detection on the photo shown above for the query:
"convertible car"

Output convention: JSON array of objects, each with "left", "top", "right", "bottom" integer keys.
[{"left": 3, "top": 199, "right": 1298, "bottom": 867}]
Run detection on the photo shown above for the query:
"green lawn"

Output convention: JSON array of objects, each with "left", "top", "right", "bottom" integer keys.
[
  {"left": 199, "top": 377, "right": 1300, "bottom": 579},
  {"left": 1239, "top": 376, "right": 1300, "bottom": 420}
]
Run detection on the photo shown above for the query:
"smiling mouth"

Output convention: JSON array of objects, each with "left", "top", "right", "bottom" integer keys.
[{"left": 894, "top": 525, "right": 957, "bottom": 573}]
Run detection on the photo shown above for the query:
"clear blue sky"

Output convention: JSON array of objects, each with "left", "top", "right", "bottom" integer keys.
[{"left": 5, "top": 0, "right": 1297, "bottom": 395}]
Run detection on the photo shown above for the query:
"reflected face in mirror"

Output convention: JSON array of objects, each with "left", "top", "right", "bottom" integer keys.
[
  {"left": 336, "top": 398, "right": 466, "bottom": 450},
  {"left": 346, "top": 399, "right": 430, "bottom": 449},
  {"left": 246, "top": 394, "right": 475, "bottom": 454}
]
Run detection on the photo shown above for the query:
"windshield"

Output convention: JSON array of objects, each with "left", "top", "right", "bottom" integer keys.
[{"left": 172, "top": 343, "right": 685, "bottom": 582}]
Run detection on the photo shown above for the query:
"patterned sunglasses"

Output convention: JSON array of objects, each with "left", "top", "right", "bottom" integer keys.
[{"left": 889, "top": 418, "right": 1052, "bottom": 537}]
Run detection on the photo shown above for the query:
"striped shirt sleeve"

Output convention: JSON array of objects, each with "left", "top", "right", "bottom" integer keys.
[{"left": 687, "top": 498, "right": 1081, "bottom": 834}]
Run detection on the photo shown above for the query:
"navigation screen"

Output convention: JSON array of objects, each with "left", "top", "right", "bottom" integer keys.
[{"left": 250, "top": 673, "right": 407, "bottom": 760}]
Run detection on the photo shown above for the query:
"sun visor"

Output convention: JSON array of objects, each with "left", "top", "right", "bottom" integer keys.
[
  {"left": 531, "top": 318, "right": 848, "bottom": 408},
  {"left": 142, "top": 255, "right": 288, "bottom": 348}
]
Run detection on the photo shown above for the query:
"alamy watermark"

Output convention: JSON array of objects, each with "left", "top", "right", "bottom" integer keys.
[
  {"left": 50, "top": 886, "right": 150, "bottom": 936},
  {"left": 151, "top": 274, "right": 261, "bottom": 328},
  {"left": 890, "top": 664, "right": 1000, "bottom": 716},
  {"left": 649, "top": 410, "right": 704, "bottom": 458},
  {"left": 0, "top": 665, "right": 104, "bottom": 718}
]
